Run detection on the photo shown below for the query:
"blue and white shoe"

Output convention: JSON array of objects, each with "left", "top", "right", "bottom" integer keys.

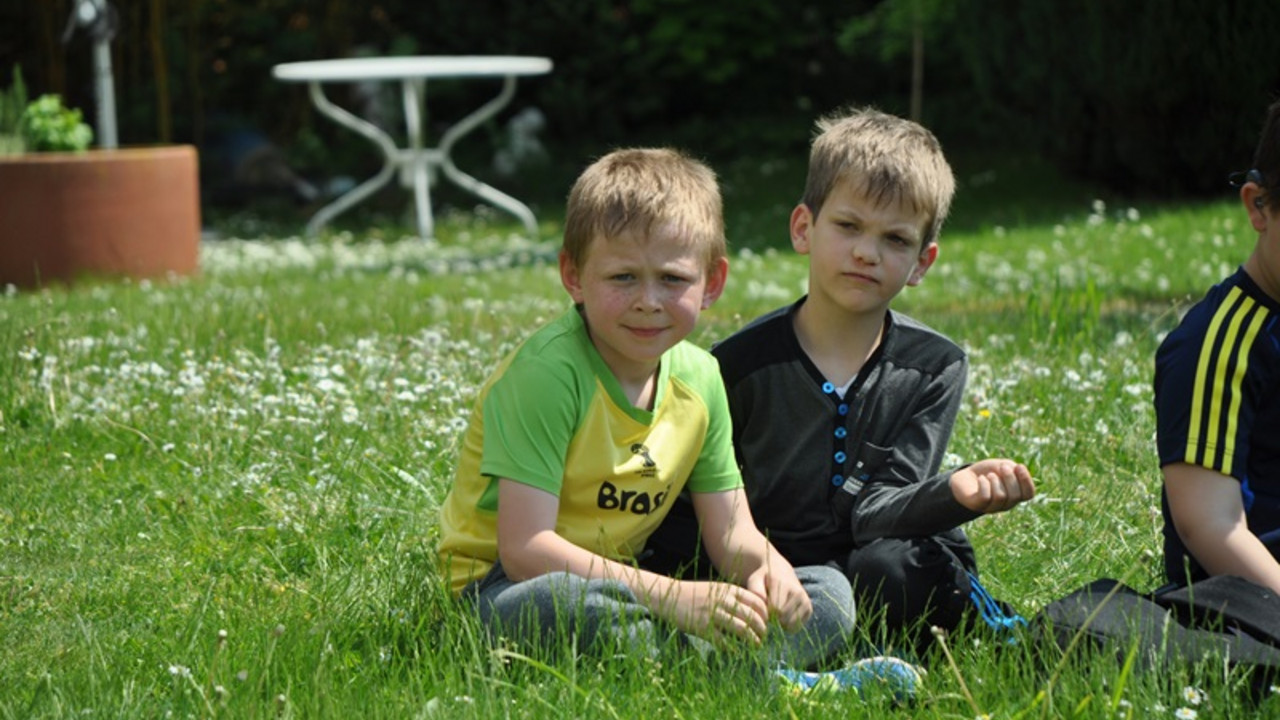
[{"left": 775, "top": 656, "right": 925, "bottom": 701}]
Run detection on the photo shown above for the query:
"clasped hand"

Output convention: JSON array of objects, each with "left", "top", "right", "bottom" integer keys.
[{"left": 667, "top": 571, "right": 811, "bottom": 646}]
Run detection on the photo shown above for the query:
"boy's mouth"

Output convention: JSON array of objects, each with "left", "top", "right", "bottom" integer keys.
[
  {"left": 626, "top": 325, "right": 667, "bottom": 338},
  {"left": 843, "top": 271, "right": 879, "bottom": 284}
]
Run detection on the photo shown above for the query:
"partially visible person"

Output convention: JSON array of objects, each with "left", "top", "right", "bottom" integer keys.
[
  {"left": 1156, "top": 99, "right": 1280, "bottom": 595},
  {"left": 643, "top": 107, "right": 1036, "bottom": 654},
  {"left": 436, "top": 147, "right": 855, "bottom": 671}
]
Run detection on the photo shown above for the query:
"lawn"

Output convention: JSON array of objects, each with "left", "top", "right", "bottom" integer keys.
[{"left": 2, "top": 155, "right": 1275, "bottom": 718}]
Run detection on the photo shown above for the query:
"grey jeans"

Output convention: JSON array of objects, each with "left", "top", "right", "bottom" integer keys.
[{"left": 466, "top": 562, "right": 855, "bottom": 670}]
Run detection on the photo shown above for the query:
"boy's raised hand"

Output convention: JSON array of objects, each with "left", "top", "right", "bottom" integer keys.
[{"left": 949, "top": 459, "right": 1036, "bottom": 514}]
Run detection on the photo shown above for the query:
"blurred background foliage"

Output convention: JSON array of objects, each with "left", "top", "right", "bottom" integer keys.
[{"left": 1, "top": 0, "right": 1277, "bottom": 226}]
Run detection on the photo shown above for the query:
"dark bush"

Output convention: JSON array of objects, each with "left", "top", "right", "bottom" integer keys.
[
  {"left": 3, "top": 0, "right": 1276, "bottom": 205},
  {"left": 946, "top": 0, "right": 1280, "bottom": 197}
]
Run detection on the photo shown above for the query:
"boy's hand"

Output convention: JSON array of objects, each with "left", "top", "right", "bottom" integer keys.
[
  {"left": 745, "top": 563, "right": 812, "bottom": 632},
  {"left": 950, "top": 459, "right": 1035, "bottom": 514},
  {"left": 665, "top": 579, "right": 770, "bottom": 646}
]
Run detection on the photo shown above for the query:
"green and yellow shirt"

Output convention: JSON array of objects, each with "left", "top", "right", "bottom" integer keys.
[{"left": 438, "top": 307, "right": 741, "bottom": 595}]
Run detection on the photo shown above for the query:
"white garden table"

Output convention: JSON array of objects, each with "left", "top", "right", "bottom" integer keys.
[{"left": 272, "top": 56, "right": 553, "bottom": 240}]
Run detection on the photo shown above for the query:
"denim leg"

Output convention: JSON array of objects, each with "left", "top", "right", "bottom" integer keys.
[
  {"left": 766, "top": 563, "right": 856, "bottom": 669},
  {"left": 470, "top": 562, "right": 711, "bottom": 659}
]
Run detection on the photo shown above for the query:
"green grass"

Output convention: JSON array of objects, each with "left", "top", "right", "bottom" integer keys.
[{"left": 3, "top": 158, "right": 1278, "bottom": 718}]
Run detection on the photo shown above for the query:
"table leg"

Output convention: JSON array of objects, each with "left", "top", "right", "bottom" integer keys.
[
  {"left": 437, "top": 76, "right": 540, "bottom": 239},
  {"left": 304, "top": 81, "right": 399, "bottom": 237},
  {"left": 401, "top": 78, "right": 434, "bottom": 240}
]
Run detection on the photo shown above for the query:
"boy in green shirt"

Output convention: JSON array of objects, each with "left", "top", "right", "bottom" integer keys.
[{"left": 438, "top": 148, "right": 857, "bottom": 670}]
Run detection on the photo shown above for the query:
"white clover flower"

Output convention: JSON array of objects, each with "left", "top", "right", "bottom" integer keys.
[{"left": 1123, "top": 384, "right": 1148, "bottom": 397}]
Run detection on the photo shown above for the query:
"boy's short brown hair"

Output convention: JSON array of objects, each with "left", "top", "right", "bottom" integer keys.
[
  {"left": 563, "top": 148, "right": 726, "bottom": 272},
  {"left": 802, "top": 107, "right": 955, "bottom": 247},
  {"left": 1252, "top": 100, "right": 1280, "bottom": 211}
]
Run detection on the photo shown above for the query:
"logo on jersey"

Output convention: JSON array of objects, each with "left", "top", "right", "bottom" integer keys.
[{"left": 630, "top": 442, "right": 657, "bottom": 478}]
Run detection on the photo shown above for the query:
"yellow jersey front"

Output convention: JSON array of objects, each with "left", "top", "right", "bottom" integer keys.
[{"left": 437, "top": 308, "right": 740, "bottom": 595}]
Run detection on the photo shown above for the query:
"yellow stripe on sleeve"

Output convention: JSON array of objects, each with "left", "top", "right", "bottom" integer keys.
[
  {"left": 1221, "top": 302, "right": 1267, "bottom": 475},
  {"left": 1186, "top": 287, "right": 1241, "bottom": 464},
  {"left": 1204, "top": 296, "right": 1252, "bottom": 471}
]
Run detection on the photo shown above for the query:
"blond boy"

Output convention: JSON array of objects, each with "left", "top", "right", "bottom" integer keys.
[{"left": 438, "top": 148, "right": 854, "bottom": 665}]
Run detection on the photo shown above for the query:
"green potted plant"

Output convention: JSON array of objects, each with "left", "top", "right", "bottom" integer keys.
[
  {"left": 0, "top": 65, "right": 200, "bottom": 289},
  {"left": 20, "top": 93, "right": 96, "bottom": 153}
]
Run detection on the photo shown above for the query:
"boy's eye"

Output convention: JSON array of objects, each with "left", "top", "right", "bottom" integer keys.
[{"left": 663, "top": 273, "right": 692, "bottom": 284}]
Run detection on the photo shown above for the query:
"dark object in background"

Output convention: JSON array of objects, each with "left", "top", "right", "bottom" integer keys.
[{"left": 204, "top": 127, "right": 318, "bottom": 207}]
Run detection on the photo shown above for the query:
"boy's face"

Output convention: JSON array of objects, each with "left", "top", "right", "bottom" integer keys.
[
  {"left": 791, "top": 177, "right": 937, "bottom": 317},
  {"left": 559, "top": 226, "right": 727, "bottom": 382}
]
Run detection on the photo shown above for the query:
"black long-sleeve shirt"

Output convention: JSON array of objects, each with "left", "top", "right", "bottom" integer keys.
[
  {"left": 717, "top": 299, "right": 978, "bottom": 566},
  {"left": 643, "top": 297, "right": 979, "bottom": 571}
]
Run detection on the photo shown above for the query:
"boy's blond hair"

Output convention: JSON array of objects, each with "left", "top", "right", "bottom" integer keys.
[
  {"left": 802, "top": 107, "right": 955, "bottom": 247},
  {"left": 563, "top": 148, "right": 726, "bottom": 272}
]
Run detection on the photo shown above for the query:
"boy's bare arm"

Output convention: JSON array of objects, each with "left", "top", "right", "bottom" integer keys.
[
  {"left": 691, "top": 488, "right": 812, "bottom": 631},
  {"left": 1164, "top": 463, "right": 1280, "bottom": 594},
  {"left": 494, "top": 478, "right": 770, "bottom": 644},
  {"left": 948, "top": 458, "right": 1036, "bottom": 514}
]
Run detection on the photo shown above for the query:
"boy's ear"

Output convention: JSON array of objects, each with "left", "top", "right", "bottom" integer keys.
[
  {"left": 701, "top": 256, "right": 729, "bottom": 309},
  {"left": 907, "top": 241, "right": 939, "bottom": 287},
  {"left": 789, "top": 203, "right": 814, "bottom": 255},
  {"left": 1244, "top": 182, "right": 1269, "bottom": 233},
  {"left": 559, "top": 249, "right": 586, "bottom": 304}
]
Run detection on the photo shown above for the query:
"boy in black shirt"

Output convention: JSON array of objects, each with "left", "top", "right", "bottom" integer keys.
[{"left": 646, "top": 107, "right": 1036, "bottom": 653}]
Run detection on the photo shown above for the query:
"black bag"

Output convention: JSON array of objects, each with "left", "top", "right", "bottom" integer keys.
[{"left": 1033, "top": 575, "right": 1280, "bottom": 698}]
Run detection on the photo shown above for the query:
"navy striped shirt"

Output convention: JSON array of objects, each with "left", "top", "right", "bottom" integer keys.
[{"left": 1155, "top": 268, "right": 1280, "bottom": 583}]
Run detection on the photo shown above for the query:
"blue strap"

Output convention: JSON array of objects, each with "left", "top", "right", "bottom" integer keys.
[{"left": 967, "top": 572, "right": 1028, "bottom": 635}]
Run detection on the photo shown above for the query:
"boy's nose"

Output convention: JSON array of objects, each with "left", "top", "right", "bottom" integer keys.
[
  {"left": 634, "top": 282, "right": 662, "bottom": 310},
  {"left": 851, "top": 237, "right": 879, "bottom": 264}
]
